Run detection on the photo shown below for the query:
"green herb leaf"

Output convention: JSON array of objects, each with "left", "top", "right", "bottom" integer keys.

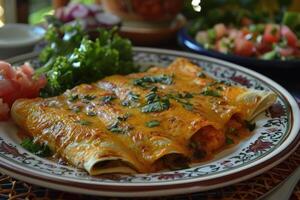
[
  {"left": 83, "top": 95, "right": 96, "bottom": 100},
  {"left": 75, "top": 120, "right": 91, "bottom": 126},
  {"left": 168, "top": 93, "right": 194, "bottom": 111},
  {"left": 107, "top": 120, "right": 127, "bottom": 133},
  {"left": 245, "top": 120, "right": 256, "bottom": 131},
  {"left": 145, "top": 91, "right": 160, "bottom": 103},
  {"left": 20, "top": 138, "right": 52, "bottom": 157},
  {"left": 197, "top": 72, "right": 207, "bottom": 78},
  {"left": 145, "top": 120, "right": 160, "bottom": 128},
  {"left": 133, "top": 74, "right": 173, "bottom": 88},
  {"left": 201, "top": 88, "right": 221, "bottom": 97},
  {"left": 226, "top": 136, "right": 234, "bottom": 145},
  {"left": 182, "top": 103, "right": 193, "bottom": 111},
  {"left": 178, "top": 92, "right": 194, "bottom": 98},
  {"left": 67, "top": 94, "right": 78, "bottom": 102},
  {"left": 141, "top": 98, "right": 170, "bottom": 113},
  {"left": 122, "top": 92, "right": 139, "bottom": 107},
  {"left": 100, "top": 95, "right": 115, "bottom": 104}
]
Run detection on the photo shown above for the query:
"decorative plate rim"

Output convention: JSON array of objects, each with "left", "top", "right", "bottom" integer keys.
[{"left": 0, "top": 47, "right": 299, "bottom": 197}]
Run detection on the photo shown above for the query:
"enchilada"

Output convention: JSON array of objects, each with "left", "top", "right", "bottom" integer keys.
[{"left": 11, "top": 58, "right": 276, "bottom": 175}]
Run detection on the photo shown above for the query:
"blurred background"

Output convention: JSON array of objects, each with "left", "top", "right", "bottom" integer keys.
[{"left": 0, "top": 0, "right": 299, "bottom": 27}]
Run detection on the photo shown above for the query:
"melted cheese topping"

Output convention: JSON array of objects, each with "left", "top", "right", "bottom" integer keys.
[{"left": 11, "top": 58, "right": 276, "bottom": 174}]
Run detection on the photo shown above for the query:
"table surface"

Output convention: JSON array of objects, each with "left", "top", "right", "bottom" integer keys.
[{"left": 1, "top": 44, "right": 300, "bottom": 200}]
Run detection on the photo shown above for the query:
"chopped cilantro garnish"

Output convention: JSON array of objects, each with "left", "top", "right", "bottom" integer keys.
[
  {"left": 145, "top": 120, "right": 160, "bottom": 128},
  {"left": 117, "top": 113, "right": 129, "bottom": 121},
  {"left": 226, "top": 136, "right": 234, "bottom": 145},
  {"left": 168, "top": 93, "right": 194, "bottom": 111},
  {"left": 133, "top": 74, "right": 173, "bottom": 88},
  {"left": 145, "top": 91, "right": 160, "bottom": 103},
  {"left": 178, "top": 92, "right": 194, "bottom": 98},
  {"left": 245, "top": 120, "right": 256, "bottom": 131},
  {"left": 100, "top": 95, "right": 115, "bottom": 104},
  {"left": 216, "top": 86, "right": 224, "bottom": 91},
  {"left": 21, "top": 138, "right": 52, "bottom": 157},
  {"left": 141, "top": 98, "right": 170, "bottom": 113},
  {"left": 75, "top": 120, "right": 91, "bottom": 126},
  {"left": 201, "top": 88, "right": 221, "bottom": 97},
  {"left": 83, "top": 95, "right": 96, "bottom": 100},
  {"left": 67, "top": 94, "right": 78, "bottom": 102},
  {"left": 197, "top": 72, "right": 207, "bottom": 78},
  {"left": 182, "top": 103, "right": 193, "bottom": 111},
  {"left": 150, "top": 86, "right": 158, "bottom": 92},
  {"left": 107, "top": 120, "right": 129, "bottom": 133},
  {"left": 122, "top": 92, "right": 139, "bottom": 107}
]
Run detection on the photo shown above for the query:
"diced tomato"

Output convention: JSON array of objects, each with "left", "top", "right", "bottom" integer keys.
[
  {"left": 19, "top": 63, "right": 34, "bottom": 76},
  {"left": 228, "top": 29, "right": 239, "bottom": 39},
  {"left": 214, "top": 23, "right": 227, "bottom": 39},
  {"left": 0, "top": 61, "right": 16, "bottom": 79},
  {"left": 0, "top": 61, "right": 47, "bottom": 120},
  {"left": 0, "top": 99, "right": 9, "bottom": 121},
  {"left": 278, "top": 47, "right": 294, "bottom": 57},
  {"left": 281, "top": 25, "right": 298, "bottom": 48},
  {"left": 234, "top": 38, "right": 255, "bottom": 56},
  {"left": 241, "top": 17, "right": 253, "bottom": 26},
  {"left": 256, "top": 39, "right": 272, "bottom": 54},
  {"left": 263, "top": 24, "right": 280, "bottom": 44}
]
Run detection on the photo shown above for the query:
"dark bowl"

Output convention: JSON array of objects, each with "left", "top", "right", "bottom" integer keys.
[{"left": 177, "top": 28, "right": 300, "bottom": 71}]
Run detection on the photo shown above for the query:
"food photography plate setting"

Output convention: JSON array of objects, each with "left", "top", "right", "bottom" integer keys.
[{"left": 0, "top": 0, "right": 300, "bottom": 200}]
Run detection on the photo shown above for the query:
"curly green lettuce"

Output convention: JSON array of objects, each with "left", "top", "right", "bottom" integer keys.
[{"left": 36, "top": 17, "right": 136, "bottom": 97}]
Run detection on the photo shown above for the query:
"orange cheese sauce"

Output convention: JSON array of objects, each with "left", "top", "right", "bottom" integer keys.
[{"left": 13, "top": 58, "right": 257, "bottom": 173}]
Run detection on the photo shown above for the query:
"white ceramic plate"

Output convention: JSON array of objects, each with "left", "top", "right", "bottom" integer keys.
[{"left": 0, "top": 47, "right": 299, "bottom": 197}]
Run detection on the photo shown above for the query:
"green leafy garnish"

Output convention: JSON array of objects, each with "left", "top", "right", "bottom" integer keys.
[
  {"left": 201, "top": 88, "right": 221, "bottom": 97},
  {"left": 145, "top": 91, "right": 160, "bottom": 103},
  {"left": 107, "top": 120, "right": 123, "bottom": 133},
  {"left": 83, "top": 95, "right": 96, "bottom": 101},
  {"left": 100, "top": 95, "right": 115, "bottom": 104},
  {"left": 67, "top": 93, "right": 78, "bottom": 102},
  {"left": 133, "top": 74, "right": 173, "bottom": 88},
  {"left": 37, "top": 18, "right": 136, "bottom": 97},
  {"left": 72, "top": 106, "right": 81, "bottom": 113},
  {"left": 168, "top": 93, "right": 194, "bottom": 111},
  {"left": 226, "top": 136, "right": 234, "bottom": 145},
  {"left": 107, "top": 120, "right": 130, "bottom": 133},
  {"left": 75, "top": 120, "right": 91, "bottom": 126},
  {"left": 141, "top": 98, "right": 170, "bottom": 113},
  {"left": 182, "top": 103, "right": 193, "bottom": 111},
  {"left": 197, "top": 72, "right": 207, "bottom": 78},
  {"left": 121, "top": 92, "right": 140, "bottom": 107},
  {"left": 245, "top": 120, "right": 256, "bottom": 131},
  {"left": 177, "top": 92, "right": 194, "bottom": 99},
  {"left": 141, "top": 89, "right": 170, "bottom": 113},
  {"left": 145, "top": 120, "right": 160, "bottom": 128},
  {"left": 21, "top": 138, "right": 52, "bottom": 157}
]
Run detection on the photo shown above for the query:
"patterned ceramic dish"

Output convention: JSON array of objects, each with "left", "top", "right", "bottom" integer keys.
[{"left": 0, "top": 47, "right": 299, "bottom": 197}]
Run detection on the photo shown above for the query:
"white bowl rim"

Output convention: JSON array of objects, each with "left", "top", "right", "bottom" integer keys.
[{"left": 0, "top": 23, "right": 45, "bottom": 47}]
